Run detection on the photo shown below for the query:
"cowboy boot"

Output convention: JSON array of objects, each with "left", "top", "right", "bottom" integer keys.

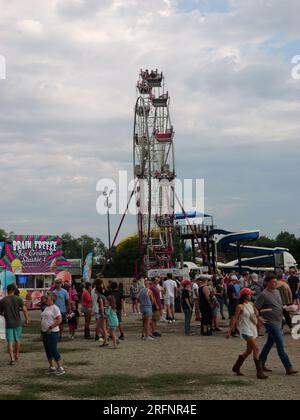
[
  {"left": 254, "top": 359, "right": 268, "bottom": 380},
  {"left": 286, "top": 368, "right": 298, "bottom": 376},
  {"left": 262, "top": 364, "right": 272, "bottom": 373},
  {"left": 232, "top": 355, "right": 245, "bottom": 376}
]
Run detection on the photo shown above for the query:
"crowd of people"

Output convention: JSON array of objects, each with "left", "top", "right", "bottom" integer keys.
[{"left": 0, "top": 267, "right": 299, "bottom": 378}]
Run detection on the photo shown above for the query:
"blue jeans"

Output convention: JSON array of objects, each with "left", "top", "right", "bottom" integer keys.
[
  {"left": 183, "top": 308, "right": 192, "bottom": 335},
  {"left": 42, "top": 332, "right": 61, "bottom": 363},
  {"left": 260, "top": 324, "right": 292, "bottom": 370}
]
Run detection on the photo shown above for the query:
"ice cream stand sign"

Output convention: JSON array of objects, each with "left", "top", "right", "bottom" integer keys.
[{"left": 0, "top": 235, "right": 71, "bottom": 308}]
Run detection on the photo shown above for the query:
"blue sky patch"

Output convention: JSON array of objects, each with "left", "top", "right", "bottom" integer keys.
[{"left": 258, "top": 36, "right": 300, "bottom": 59}]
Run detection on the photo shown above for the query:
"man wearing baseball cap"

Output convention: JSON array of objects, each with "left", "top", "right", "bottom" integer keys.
[{"left": 255, "top": 273, "right": 298, "bottom": 376}]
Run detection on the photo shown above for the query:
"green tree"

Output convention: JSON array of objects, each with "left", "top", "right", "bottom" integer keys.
[
  {"left": 61, "top": 233, "right": 107, "bottom": 262},
  {"left": 0, "top": 229, "right": 7, "bottom": 241},
  {"left": 111, "top": 237, "right": 140, "bottom": 277}
]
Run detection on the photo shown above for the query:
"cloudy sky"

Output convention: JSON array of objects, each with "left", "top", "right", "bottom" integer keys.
[{"left": 0, "top": 0, "right": 300, "bottom": 245}]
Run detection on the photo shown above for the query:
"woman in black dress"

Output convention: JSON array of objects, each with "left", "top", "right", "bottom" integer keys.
[{"left": 198, "top": 277, "right": 213, "bottom": 336}]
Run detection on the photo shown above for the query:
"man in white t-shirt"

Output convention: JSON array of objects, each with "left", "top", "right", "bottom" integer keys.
[{"left": 163, "top": 273, "right": 177, "bottom": 324}]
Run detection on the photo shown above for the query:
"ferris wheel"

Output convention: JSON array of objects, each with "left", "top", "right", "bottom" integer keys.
[{"left": 133, "top": 69, "right": 176, "bottom": 272}]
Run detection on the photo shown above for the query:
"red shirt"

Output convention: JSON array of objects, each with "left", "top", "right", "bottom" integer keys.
[
  {"left": 81, "top": 290, "right": 92, "bottom": 308},
  {"left": 150, "top": 285, "right": 162, "bottom": 310}
]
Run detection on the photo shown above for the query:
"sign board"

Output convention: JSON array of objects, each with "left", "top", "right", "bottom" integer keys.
[{"left": 0, "top": 235, "right": 71, "bottom": 274}]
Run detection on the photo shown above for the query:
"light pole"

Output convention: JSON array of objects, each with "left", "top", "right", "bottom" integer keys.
[{"left": 101, "top": 187, "right": 114, "bottom": 251}]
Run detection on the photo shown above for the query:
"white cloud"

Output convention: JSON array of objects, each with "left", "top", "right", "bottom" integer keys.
[{"left": 17, "top": 19, "right": 44, "bottom": 34}]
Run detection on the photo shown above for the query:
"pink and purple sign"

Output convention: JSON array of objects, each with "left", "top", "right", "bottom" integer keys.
[{"left": 0, "top": 235, "right": 71, "bottom": 274}]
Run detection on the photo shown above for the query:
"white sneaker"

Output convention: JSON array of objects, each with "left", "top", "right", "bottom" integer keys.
[
  {"left": 56, "top": 367, "right": 66, "bottom": 376},
  {"left": 47, "top": 367, "right": 57, "bottom": 375},
  {"left": 146, "top": 336, "right": 155, "bottom": 341},
  {"left": 172, "top": 320, "right": 176, "bottom": 324}
]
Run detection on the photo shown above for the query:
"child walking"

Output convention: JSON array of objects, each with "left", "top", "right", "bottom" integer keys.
[
  {"left": 106, "top": 296, "right": 119, "bottom": 349},
  {"left": 67, "top": 301, "right": 79, "bottom": 340}
]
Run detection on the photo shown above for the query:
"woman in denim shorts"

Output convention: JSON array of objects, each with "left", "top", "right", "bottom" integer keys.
[
  {"left": 138, "top": 279, "right": 154, "bottom": 341},
  {"left": 228, "top": 288, "right": 267, "bottom": 380}
]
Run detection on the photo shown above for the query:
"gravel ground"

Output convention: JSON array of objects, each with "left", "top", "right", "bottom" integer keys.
[{"left": 0, "top": 308, "right": 299, "bottom": 400}]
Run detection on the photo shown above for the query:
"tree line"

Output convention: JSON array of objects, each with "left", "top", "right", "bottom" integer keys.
[{"left": 0, "top": 229, "right": 299, "bottom": 277}]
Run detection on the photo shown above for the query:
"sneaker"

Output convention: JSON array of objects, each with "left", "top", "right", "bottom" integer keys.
[
  {"left": 56, "top": 367, "right": 66, "bottom": 376},
  {"left": 152, "top": 332, "right": 162, "bottom": 337},
  {"left": 95, "top": 335, "right": 100, "bottom": 341},
  {"left": 47, "top": 367, "right": 57, "bottom": 375},
  {"left": 119, "top": 334, "right": 125, "bottom": 341},
  {"left": 168, "top": 320, "right": 172, "bottom": 324},
  {"left": 172, "top": 319, "right": 176, "bottom": 324},
  {"left": 146, "top": 336, "right": 155, "bottom": 341}
]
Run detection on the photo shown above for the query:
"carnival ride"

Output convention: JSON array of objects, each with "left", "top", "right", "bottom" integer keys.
[
  {"left": 215, "top": 229, "right": 297, "bottom": 271},
  {"left": 134, "top": 69, "right": 176, "bottom": 271},
  {"left": 104, "top": 69, "right": 209, "bottom": 275}
]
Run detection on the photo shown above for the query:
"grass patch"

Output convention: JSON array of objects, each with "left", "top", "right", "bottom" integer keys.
[
  {"left": 141, "top": 373, "right": 248, "bottom": 396},
  {"left": 26, "top": 368, "right": 86, "bottom": 382},
  {"left": 22, "top": 383, "right": 65, "bottom": 394},
  {"left": 62, "top": 373, "right": 249, "bottom": 399},
  {"left": 64, "top": 374, "right": 140, "bottom": 398},
  {"left": 0, "top": 383, "right": 65, "bottom": 401},
  {"left": 64, "top": 361, "right": 92, "bottom": 367},
  {"left": 0, "top": 393, "right": 40, "bottom": 401},
  {"left": 3, "top": 372, "right": 249, "bottom": 400}
]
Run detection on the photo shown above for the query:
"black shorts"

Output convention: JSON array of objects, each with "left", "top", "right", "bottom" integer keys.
[
  {"left": 200, "top": 310, "right": 213, "bottom": 326},
  {"left": 228, "top": 303, "right": 237, "bottom": 317},
  {"left": 117, "top": 310, "right": 122, "bottom": 323},
  {"left": 61, "top": 313, "right": 67, "bottom": 324}
]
